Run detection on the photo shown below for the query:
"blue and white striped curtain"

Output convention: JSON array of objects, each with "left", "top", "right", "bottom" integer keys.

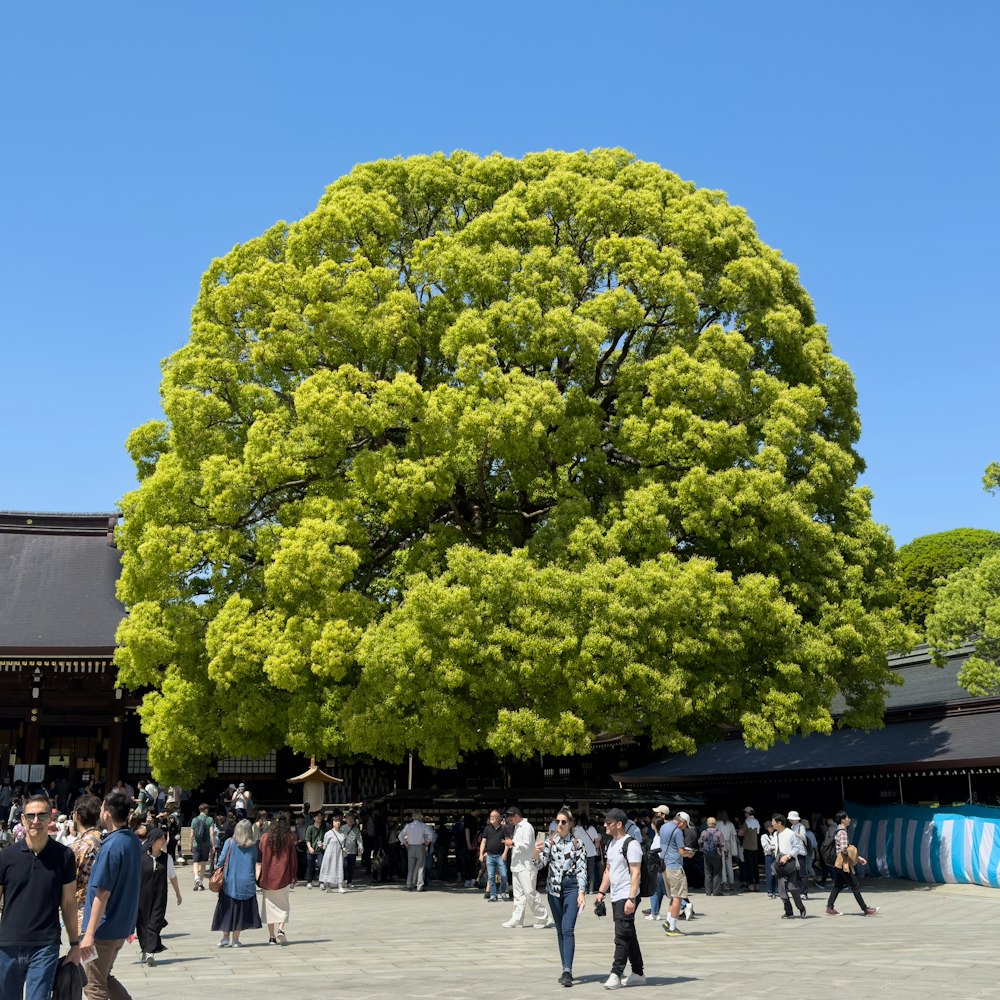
[{"left": 846, "top": 801, "right": 1000, "bottom": 888}]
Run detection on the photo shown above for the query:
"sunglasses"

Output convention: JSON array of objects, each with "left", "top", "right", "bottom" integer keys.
[
  {"left": 556, "top": 819, "right": 569, "bottom": 825},
  {"left": 23, "top": 812, "right": 49, "bottom": 822}
]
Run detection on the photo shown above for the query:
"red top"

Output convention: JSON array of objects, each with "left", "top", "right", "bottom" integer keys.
[{"left": 257, "top": 832, "right": 297, "bottom": 889}]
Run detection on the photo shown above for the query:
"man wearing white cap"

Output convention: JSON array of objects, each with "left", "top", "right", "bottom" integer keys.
[{"left": 659, "top": 812, "right": 693, "bottom": 937}]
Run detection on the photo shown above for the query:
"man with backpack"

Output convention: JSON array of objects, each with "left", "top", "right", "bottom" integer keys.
[
  {"left": 594, "top": 807, "right": 644, "bottom": 990},
  {"left": 699, "top": 817, "right": 727, "bottom": 896},
  {"left": 189, "top": 803, "right": 214, "bottom": 891},
  {"left": 825, "top": 810, "right": 879, "bottom": 917}
]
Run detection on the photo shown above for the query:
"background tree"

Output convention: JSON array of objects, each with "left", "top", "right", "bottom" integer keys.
[
  {"left": 116, "top": 149, "right": 910, "bottom": 785},
  {"left": 894, "top": 528, "right": 1000, "bottom": 634},
  {"left": 925, "top": 471, "right": 1000, "bottom": 696}
]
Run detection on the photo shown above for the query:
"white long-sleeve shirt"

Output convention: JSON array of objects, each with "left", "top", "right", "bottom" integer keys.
[
  {"left": 773, "top": 828, "right": 805, "bottom": 859},
  {"left": 509, "top": 818, "right": 536, "bottom": 871}
]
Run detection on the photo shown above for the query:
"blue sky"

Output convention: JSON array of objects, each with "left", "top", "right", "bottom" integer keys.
[{"left": 1, "top": 1, "right": 997, "bottom": 546}]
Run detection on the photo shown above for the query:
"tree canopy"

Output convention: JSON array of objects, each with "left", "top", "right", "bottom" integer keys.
[
  {"left": 926, "top": 550, "right": 1000, "bottom": 697},
  {"left": 894, "top": 528, "right": 1000, "bottom": 633},
  {"left": 925, "top": 475, "right": 1000, "bottom": 697},
  {"left": 116, "top": 148, "right": 910, "bottom": 785}
]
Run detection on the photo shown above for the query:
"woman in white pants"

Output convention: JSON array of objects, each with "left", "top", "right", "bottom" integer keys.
[{"left": 716, "top": 810, "right": 739, "bottom": 889}]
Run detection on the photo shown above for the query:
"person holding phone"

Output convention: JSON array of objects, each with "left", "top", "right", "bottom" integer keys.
[{"left": 534, "top": 807, "right": 587, "bottom": 988}]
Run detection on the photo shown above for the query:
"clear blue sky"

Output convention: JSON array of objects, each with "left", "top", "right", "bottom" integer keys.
[{"left": 1, "top": 2, "right": 997, "bottom": 546}]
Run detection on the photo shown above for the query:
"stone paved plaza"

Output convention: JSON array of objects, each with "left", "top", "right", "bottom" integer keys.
[{"left": 90, "top": 874, "right": 1000, "bottom": 1000}]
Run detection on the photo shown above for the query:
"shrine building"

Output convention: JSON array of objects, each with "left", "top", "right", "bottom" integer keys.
[{"left": 0, "top": 511, "right": 137, "bottom": 788}]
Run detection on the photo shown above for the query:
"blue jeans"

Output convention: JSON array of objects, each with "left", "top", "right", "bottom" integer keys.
[
  {"left": 0, "top": 942, "right": 61, "bottom": 1000},
  {"left": 486, "top": 853, "right": 508, "bottom": 898},
  {"left": 306, "top": 849, "right": 322, "bottom": 883},
  {"left": 764, "top": 855, "right": 776, "bottom": 896},
  {"left": 647, "top": 871, "right": 666, "bottom": 916},
  {"left": 547, "top": 880, "right": 581, "bottom": 973}
]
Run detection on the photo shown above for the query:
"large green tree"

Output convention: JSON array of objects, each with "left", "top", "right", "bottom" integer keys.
[
  {"left": 116, "top": 149, "right": 909, "bottom": 785},
  {"left": 895, "top": 528, "right": 1000, "bottom": 634}
]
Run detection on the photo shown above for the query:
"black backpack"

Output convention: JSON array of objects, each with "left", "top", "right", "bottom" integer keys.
[
  {"left": 820, "top": 825, "right": 839, "bottom": 867},
  {"left": 620, "top": 835, "right": 660, "bottom": 901}
]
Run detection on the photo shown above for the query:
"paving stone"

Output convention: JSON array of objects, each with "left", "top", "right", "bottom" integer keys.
[{"left": 72, "top": 876, "right": 1000, "bottom": 999}]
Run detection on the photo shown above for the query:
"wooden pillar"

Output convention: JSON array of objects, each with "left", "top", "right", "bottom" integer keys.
[
  {"left": 24, "top": 718, "right": 40, "bottom": 766},
  {"left": 107, "top": 715, "right": 124, "bottom": 788}
]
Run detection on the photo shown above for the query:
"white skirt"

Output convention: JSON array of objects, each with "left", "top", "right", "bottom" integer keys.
[{"left": 261, "top": 886, "right": 290, "bottom": 924}]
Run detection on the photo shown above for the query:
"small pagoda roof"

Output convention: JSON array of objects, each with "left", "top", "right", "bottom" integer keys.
[{"left": 288, "top": 757, "right": 343, "bottom": 784}]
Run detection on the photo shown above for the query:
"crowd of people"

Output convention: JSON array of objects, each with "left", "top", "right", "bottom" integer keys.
[
  {"left": 0, "top": 778, "right": 880, "bottom": 996},
  {"left": 0, "top": 777, "right": 366, "bottom": 1000}
]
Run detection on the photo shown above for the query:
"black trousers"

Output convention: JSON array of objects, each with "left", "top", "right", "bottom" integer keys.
[
  {"left": 826, "top": 867, "right": 869, "bottom": 912},
  {"left": 704, "top": 851, "right": 723, "bottom": 895},
  {"left": 778, "top": 870, "right": 805, "bottom": 915},
  {"left": 611, "top": 899, "right": 644, "bottom": 977}
]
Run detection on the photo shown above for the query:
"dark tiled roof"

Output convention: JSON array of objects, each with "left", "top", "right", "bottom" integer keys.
[
  {"left": 0, "top": 512, "right": 125, "bottom": 653},
  {"left": 613, "top": 709, "right": 1000, "bottom": 783},
  {"left": 829, "top": 643, "right": 978, "bottom": 715}
]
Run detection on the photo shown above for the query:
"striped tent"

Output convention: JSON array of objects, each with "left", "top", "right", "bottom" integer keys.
[{"left": 847, "top": 801, "right": 1000, "bottom": 888}]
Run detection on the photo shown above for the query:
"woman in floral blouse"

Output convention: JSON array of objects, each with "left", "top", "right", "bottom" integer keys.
[
  {"left": 534, "top": 806, "right": 588, "bottom": 988},
  {"left": 69, "top": 793, "right": 103, "bottom": 918}
]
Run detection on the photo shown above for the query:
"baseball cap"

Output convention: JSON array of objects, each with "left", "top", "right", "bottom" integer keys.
[
  {"left": 744, "top": 806, "right": 754, "bottom": 814},
  {"left": 675, "top": 811, "right": 691, "bottom": 825},
  {"left": 604, "top": 808, "right": 629, "bottom": 824},
  {"left": 652, "top": 804, "right": 671, "bottom": 816}
]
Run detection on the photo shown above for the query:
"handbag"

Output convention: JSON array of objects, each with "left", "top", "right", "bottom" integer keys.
[
  {"left": 774, "top": 830, "right": 799, "bottom": 880},
  {"left": 209, "top": 842, "right": 231, "bottom": 893},
  {"left": 775, "top": 857, "right": 798, "bottom": 879}
]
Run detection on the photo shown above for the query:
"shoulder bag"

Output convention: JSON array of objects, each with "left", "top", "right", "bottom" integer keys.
[{"left": 209, "top": 841, "right": 231, "bottom": 893}]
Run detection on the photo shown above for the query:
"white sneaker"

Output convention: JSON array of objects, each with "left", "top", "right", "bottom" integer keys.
[
  {"left": 624, "top": 974, "right": 645, "bottom": 986},
  {"left": 604, "top": 973, "right": 622, "bottom": 990},
  {"left": 306, "top": 882, "right": 312, "bottom": 889},
  {"left": 338, "top": 886, "right": 346, "bottom": 894},
  {"left": 643, "top": 913, "right": 659, "bottom": 921},
  {"left": 502, "top": 919, "right": 519, "bottom": 928}
]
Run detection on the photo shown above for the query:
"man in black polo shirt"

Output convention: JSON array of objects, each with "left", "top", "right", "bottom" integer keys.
[
  {"left": 478, "top": 809, "right": 510, "bottom": 902},
  {"left": 0, "top": 793, "right": 81, "bottom": 1000}
]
